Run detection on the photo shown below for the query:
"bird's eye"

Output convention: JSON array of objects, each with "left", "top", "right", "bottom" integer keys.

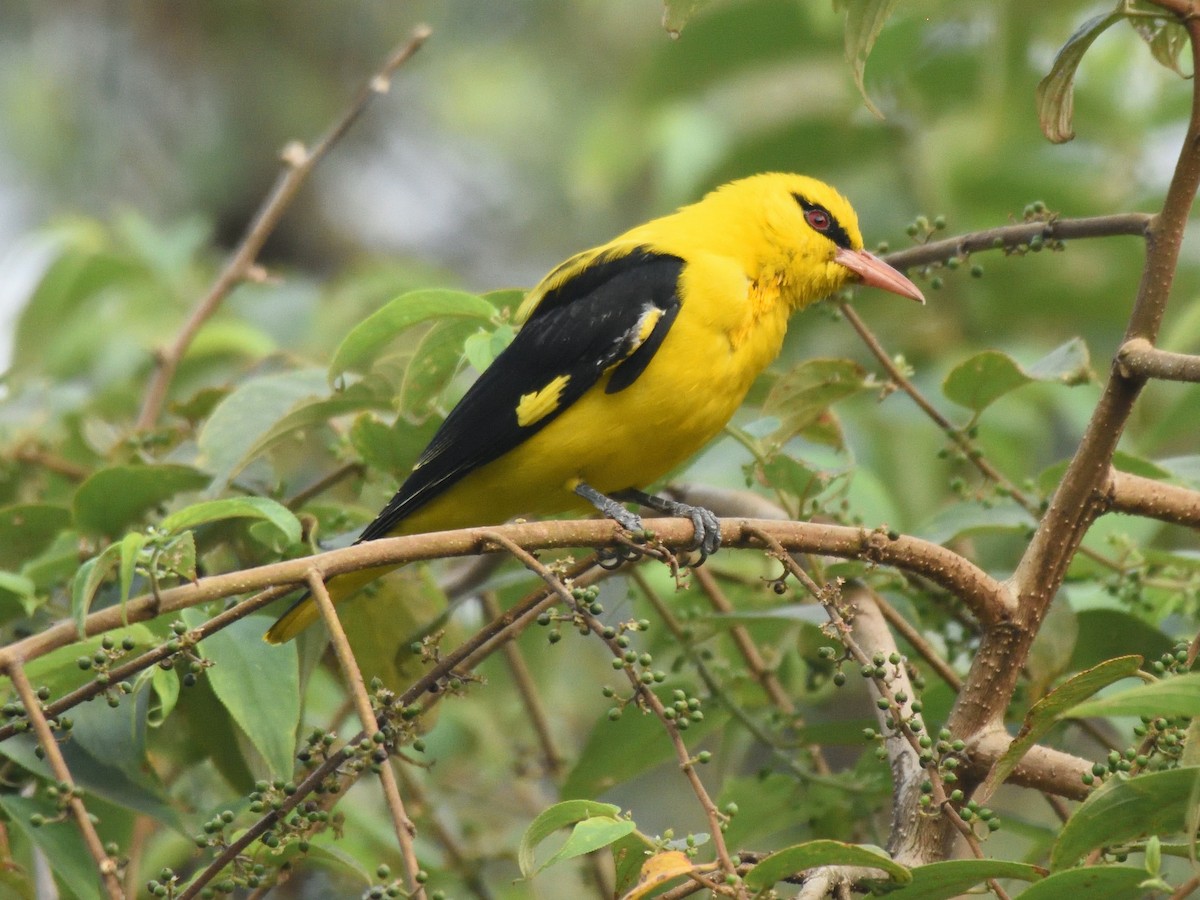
[{"left": 805, "top": 208, "right": 831, "bottom": 231}]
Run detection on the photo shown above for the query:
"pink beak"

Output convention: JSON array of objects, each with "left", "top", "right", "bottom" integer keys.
[{"left": 834, "top": 247, "right": 926, "bottom": 304}]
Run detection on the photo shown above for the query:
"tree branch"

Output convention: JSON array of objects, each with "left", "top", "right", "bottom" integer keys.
[
  {"left": 0, "top": 517, "right": 1008, "bottom": 682},
  {"left": 1116, "top": 337, "right": 1200, "bottom": 383},
  {"left": 881, "top": 214, "right": 1151, "bottom": 272},
  {"left": 134, "top": 26, "right": 431, "bottom": 430},
  {"left": 964, "top": 729, "right": 1092, "bottom": 802},
  {"left": 1105, "top": 469, "right": 1200, "bottom": 529},
  {"left": 306, "top": 571, "right": 424, "bottom": 899},
  {"left": 6, "top": 662, "right": 124, "bottom": 899}
]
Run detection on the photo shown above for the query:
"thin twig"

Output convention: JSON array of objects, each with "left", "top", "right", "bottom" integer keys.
[
  {"left": 135, "top": 26, "right": 432, "bottom": 430},
  {"left": 881, "top": 213, "right": 1150, "bottom": 272},
  {"left": 871, "top": 590, "right": 963, "bottom": 692},
  {"left": 480, "top": 531, "right": 743, "bottom": 888},
  {"left": 306, "top": 571, "right": 424, "bottom": 899},
  {"left": 478, "top": 591, "right": 564, "bottom": 776},
  {"left": 629, "top": 569, "right": 858, "bottom": 791},
  {"left": 394, "top": 768, "right": 495, "bottom": 900},
  {"left": 7, "top": 662, "right": 124, "bottom": 900},
  {"left": 286, "top": 462, "right": 367, "bottom": 510}
]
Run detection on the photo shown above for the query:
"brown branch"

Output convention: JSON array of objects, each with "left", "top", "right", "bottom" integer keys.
[
  {"left": 1117, "top": 337, "right": 1200, "bottom": 383},
  {"left": 286, "top": 462, "right": 367, "bottom": 510},
  {"left": 478, "top": 591, "right": 563, "bottom": 776},
  {"left": 882, "top": 213, "right": 1151, "bottom": 272},
  {"left": 306, "top": 571, "right": 424, "bottom": 899},
  {"left": 394, "top": 769, "right": 495, "bottom": 900},
  {"left": 964, "top": 730, "right": 1092, "bottom": 802},
  {"left": 6, "top": 662, "right": 124, "bottom": 899},
  {"left": 134, "top": 26, "right": 432, "bottom": 430},
  {"left": 0, "top": 517, "right": 1008, "bottom": 681},
  {"left": 1105, "top": 469, "right": 1200, "bottom": 529},
  {"left": 845, "top": 589, "right": 938, "bottom": 868}
]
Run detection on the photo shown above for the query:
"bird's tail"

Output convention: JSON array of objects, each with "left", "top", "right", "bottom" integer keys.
[{"left": 263, "top": 565, "right": 396, "bottom": 643}]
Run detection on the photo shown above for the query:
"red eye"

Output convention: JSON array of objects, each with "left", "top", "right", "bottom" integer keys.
[{"left": 805, "top": 209, "right": 831, "bottom": 231}]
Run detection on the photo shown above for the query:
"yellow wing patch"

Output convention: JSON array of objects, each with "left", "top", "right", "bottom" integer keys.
[
  {"left": 516, "top": 374, "right": 572, "bottom": 427},
  {"left": 633, "top": 306, "right": 663, "bottom": 348}
]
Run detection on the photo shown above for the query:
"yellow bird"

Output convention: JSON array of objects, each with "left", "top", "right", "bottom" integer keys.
[{"left": 266, "top": 172, "right": 924, "bottom": 643}]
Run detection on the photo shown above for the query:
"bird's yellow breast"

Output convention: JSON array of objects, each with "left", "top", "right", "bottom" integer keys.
[{"left": 397, "top": 251, "right": 790, "bottom": 535}]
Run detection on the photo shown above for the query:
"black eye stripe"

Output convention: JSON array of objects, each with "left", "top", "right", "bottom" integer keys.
[{"left": 793, "top": 193, "right": 854, "bottom": 250}]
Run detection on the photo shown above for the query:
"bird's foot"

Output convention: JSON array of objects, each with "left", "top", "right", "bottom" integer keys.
[
  {"left": 615, "top": 489, "right": 721, "bottom": 566},
  {"left": 575, "top": 482, "right": 650, "bottom": 569}
]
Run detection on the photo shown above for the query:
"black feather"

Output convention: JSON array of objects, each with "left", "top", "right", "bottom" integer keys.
[{"left": 356, "top": 249, "right": 685, "bottom": 542}]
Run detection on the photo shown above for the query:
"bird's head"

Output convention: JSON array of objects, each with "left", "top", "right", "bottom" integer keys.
[{"left": 707, "top": 173, "right": 925, "bottom": 308}]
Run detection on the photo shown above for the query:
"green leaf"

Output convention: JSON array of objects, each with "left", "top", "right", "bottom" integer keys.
[
  {"left": 744, "top": 840, "right": 909, "bottom": 890},
  {"left": 1070, "top": 609, "right": 1175, "bottom": 672},
  {"left": 517, "top": 800, "right": 623, "bottom": 878},
  {"left": 1128, "top": 4, "right": 1189, "bottom": 76},
  {"left": 329, "top": 289, "right": 496, "bottom": 380},
  {"left": 943, "top": 339, "right": 1091, "bottom": 412},
  {"left": 399, "top": 317, "right": 479, "bottom": 415},
  {"left": 877, "top": 859, "right": 1044, "bottom": 898},
  {"left": 72, "top": 464, "right": 210, "bottom": 536},
  {"left": 196, "top": 368, "right": 329, "bottom": 490},
  {"left": 463, "top": 323, "right": 515, "bottom": 373},
  {"left": 561, "top": 695, "right": 724, "bottom": 800},
  {"left": 977, "top": 656, "right": 1142, "bottom": 802},
  {"left": 71, "top": 543, "right": 123, "bottom": 637},
  {"left": 1019, "top": 865, "right": 1163, "bottom": 899},
  {"left": 157, "top": 530, "right": 197, "bottom": 581},
  {"left": 538, "top": 816, "right": 637, "bottom": 876},
  {"left": 1067, "top": 672, "right": 1200, "bottom": 720},
  {"left": 0, "top": 571, "right": 38, "bottom": 617},
  {"left": 916, "top": 500, "right": 1034, "bottom": 546},
  {"left": 943, "top": 351, "right": 1029, "bottom": 412},
  {"left": 185, "top": 610, "right": 301, "bottom": 779},
  {"left": 661, "top": 0, "right": 713, "bottom": 36},
  {"left": 348, "top": 413, "right": 437, "bottom": 479},
  {"left": 761, "top": 358, "right": 870, "bottom": 446},
  {"left": 0, "top": 795, "right": 103, "bottom": 900},
  {"left": 160, "top": 497, "right": 302, "bottom": 546},
  {"left": 0, "top": 504, "right": 70, "bottom": 570},
  {"left": 1051, "top": 767, "right": 1200, "bottom": 869},
  {"left": 1036, "top": 12, "right": 1123, "bottom": 143},
  {"left": 221, "top": 382, "right": 388, "bottom": 481},
  {"left": 834, "top": 0, "right": 902, "bottom": 118},
  {"left": 117, "top": 531, "right": 146, "bottom": 611}
]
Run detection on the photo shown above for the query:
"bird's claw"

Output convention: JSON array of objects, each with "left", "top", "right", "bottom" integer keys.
[
  {"left": 597, "top": 540, "right": 645, "bottom": 570},
  {"left": 684, "top": 505, "right": 722, "bottom": 567}
]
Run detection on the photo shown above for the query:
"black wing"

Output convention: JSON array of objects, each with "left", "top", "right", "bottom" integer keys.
[{"left": 356, "top": 248, "right": 685, "bottom": 542}]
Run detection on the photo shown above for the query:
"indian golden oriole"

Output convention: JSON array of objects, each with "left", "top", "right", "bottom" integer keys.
[{"left": 265, "top": 172, "right": 924, "bottom": 643}]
